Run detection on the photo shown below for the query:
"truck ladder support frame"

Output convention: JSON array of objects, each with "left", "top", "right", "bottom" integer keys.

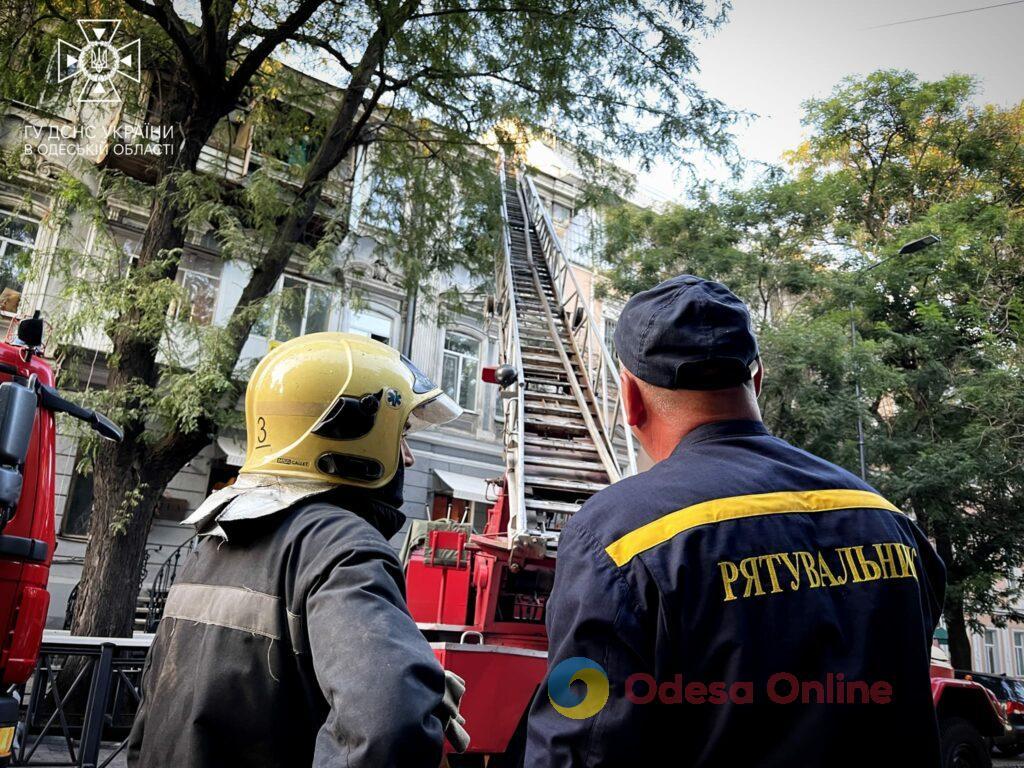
[
  {"left": 520, "top": 169, "right": 638, "bottom": 477},
  {"left": 514, "top": 182, "right": 621, "bottom": 488}
]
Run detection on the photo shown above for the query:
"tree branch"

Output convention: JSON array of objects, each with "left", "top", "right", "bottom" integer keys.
[
  {"left": 224, "top": 0, "right": 326, "bottom": 106},
  {"left": 291, "top": 33, "right": 356, "bottom": 73},
  {"left": 122, "top": 0, "right": 205, "bottom": 87}
]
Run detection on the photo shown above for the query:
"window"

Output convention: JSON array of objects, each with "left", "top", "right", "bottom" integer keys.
[
  {"left": 363, "top": 175, "right": 406, "bottom": 233},
  {"left": 113, "top": 230, "right": 142, "bottom": 276},
  {"left": 551, "top": 201, "right": 572, "bottom": 241},
  {"left": 603, "top": 318, "right": 618, "bottom": 362},
  {"left": 61, "top": 451, "right": 190, "bottom": 534},
  {"left": 254, "top": 276, "right": 334, "bottom": 341},
  {"left": 252, "top": 101, "right": 321, "bottom": 167},
  {"left": 493, "top": 386, "right": 505, "bottom": 425},
  {"left": 0, "top": 212, "right": 39, "bottom": 312},
  {"left": 348, "top": 309, "right": 393, "bottom": 345},
  {"left": 441, "top": 332, "right": 480, "bottom": 411},
  {"left": 61, "top": 454, "right": 94, "bottom": 538},
  {"left": 984, "top": 629, "right": 999, "bottom": 673},
  {"left": 174, "top": 251, "right": 222, "bottom": 325},
  {"left": 109, "top": 229, "right": 221, "bottom": 325},
  {"left": 1014, "top": 632, "right": 1024, "bottom": 677}
]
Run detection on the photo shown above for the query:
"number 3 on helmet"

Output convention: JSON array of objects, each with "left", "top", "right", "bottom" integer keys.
[{"left": 240, "top": 332, "right": 462, "bottom": 488}]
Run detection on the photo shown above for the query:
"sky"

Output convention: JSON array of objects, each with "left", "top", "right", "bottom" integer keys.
[{"left": 637, "top": 0, "right": 1024, "bottom": 201}]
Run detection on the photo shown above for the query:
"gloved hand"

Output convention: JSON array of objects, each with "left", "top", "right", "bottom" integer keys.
[{"left": 437, "top": 670, "right": 470, "bottom": 753}]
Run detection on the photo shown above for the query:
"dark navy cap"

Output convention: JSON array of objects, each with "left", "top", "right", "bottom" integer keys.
[{"left": 613, "top": 275, "right": 760, "bottom": 391}]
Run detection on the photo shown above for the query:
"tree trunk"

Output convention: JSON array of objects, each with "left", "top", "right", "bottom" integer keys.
[
  {"left": 68, "top": 441, "right": 167, "bottom": 637},
  {"left": 944, "top": 591, "right": 973, "bottom": 671},
  {"left": 932, "top": 523, "right": 972, "bottom": 670},
  {"left": 68, "top": 114, "right": 214, "bottom": 638},
  {"left": 66, "top": 3, "right": 418, "bottom": 639}
]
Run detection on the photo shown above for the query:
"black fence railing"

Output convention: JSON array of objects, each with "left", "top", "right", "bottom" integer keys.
[
  {"left": 64, "top": 538, "right": 196, "bottom": 634},
  {"left": 12, "top": 633, "right": 152, "bottom": 767},
  {"left": 142, "top": 538, "right": 196, "bottom": 633}
]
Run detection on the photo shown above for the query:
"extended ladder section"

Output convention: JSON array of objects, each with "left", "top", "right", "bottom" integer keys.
[{"left": 494, "top": 162, "right": 637, "bottom": 556}]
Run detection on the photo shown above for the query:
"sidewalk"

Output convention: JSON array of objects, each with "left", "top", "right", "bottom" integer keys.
[{"left": 15, "top": 737, "right": 127, "bottom": 767}]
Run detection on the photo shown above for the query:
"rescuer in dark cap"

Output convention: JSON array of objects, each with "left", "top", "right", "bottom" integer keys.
[{"left": 525, "top": 275, "right": 945, "bottom": 767}]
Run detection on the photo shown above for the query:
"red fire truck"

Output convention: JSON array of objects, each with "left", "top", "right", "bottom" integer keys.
[
  {"left": 0, "top": 312, "right": 121, "bottom": 763},
  {"left": 405, "top": 163, "right": 1006, "bottom": 768}
]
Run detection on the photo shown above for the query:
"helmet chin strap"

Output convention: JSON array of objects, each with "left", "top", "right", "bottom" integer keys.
[
  {"left": 313, "top": 462, "right": 407, "bottom": 540},
  {"left": 367, "top": 460, "right": 406, "bottom": 509}
]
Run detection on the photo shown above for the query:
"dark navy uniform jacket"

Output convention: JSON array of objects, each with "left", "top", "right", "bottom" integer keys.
[{"left": 525, "top": 419, "right": 945, "bottom": 768}]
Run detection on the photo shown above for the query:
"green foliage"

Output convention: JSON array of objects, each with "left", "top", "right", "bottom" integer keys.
[
  {"left": 3, "top": 0, "right": 741, "bottom": 637},
  {"left": 600, "top": 70, "right": 1024, "bottom": 637},
  {"left": 601, "top": 172, "right": 835, "bottom": 321}
]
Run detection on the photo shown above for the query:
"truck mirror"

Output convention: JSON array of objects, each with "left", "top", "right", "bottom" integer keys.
[
  {"left": 16, "top": 313, "right": 44, "bottom": 350},
  {"left": 0, "top": 468, "right": 22, "bottom": 511},
  {"left": 0, "top": 382, "right": 36, "bottom": 467},
  {"left": 0, "top": 381, "right": 36, "bottom": 516}
]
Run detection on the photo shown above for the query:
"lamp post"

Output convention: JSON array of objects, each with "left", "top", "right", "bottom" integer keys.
[{"left": 849, "top": 234, "right": 941, "bottom": 480}]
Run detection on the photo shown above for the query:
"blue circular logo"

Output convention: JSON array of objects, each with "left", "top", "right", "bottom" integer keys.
[{"left": 547, "top": 656, "right": 610, "bottom": 720}]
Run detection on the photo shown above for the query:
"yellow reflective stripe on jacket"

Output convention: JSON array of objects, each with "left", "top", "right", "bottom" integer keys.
[{"left": 604, "top": 489, "right": 901, "bottom": 568}]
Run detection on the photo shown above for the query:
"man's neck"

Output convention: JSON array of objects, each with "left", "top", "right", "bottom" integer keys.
[{"left": 646, "top": 406, "right": 762, "bottom": 462}]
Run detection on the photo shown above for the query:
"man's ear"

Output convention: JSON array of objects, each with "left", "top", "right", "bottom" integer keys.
[
  {"left": 621, "top": 369, "right": 646, "bottom": 428},
  {"left": 752, "top": 358, "right": 763, "bottom": 398}
]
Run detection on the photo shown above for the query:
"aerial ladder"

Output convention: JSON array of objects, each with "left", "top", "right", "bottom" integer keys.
[
  {"left": 405, "top": 160, "right": 636, "bottom": 763},
  {"left": 403, "top": 161, "right": 1011, "bottom": 768}
]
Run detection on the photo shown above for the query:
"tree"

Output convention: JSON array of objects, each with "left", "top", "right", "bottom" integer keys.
[
  {"left": 799, "top": 72, "right": 1024, "bottom": 669},
  {"left": 1, "top": 0, "right": 736, "bottom": 636},
  {"left": 599, "top": 71, "right": 1024, "bottom": 670}
]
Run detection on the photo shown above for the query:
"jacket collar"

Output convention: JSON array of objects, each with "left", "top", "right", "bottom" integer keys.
[
  {"left": 672, "top": 419, "right": 769, "bottom": 455},
  {"left": 339, "top": 497, "right": 406, "bottom": 540},
  {"left": 184, "top": 473, "right": 406, "bottom": 541}
]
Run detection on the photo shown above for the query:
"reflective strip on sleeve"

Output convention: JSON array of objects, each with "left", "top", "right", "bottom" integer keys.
[
  {"left": 605, "top": 489, "right": 902, "bottom": 567},
  {"left": 163, "top": 583, "right": 281, "bottom": 640}
]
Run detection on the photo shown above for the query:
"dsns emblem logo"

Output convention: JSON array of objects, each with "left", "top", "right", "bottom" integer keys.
[{"left": 547, "top": 657, "right": 609, "bottom": 720}]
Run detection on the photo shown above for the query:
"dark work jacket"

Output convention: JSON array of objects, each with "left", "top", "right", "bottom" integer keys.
[
  {"left": 525, "top": 420, "right": 945, "bottom": 768},
  {"left": 127, "top": 496, "right": 446, "bottom": 768}
]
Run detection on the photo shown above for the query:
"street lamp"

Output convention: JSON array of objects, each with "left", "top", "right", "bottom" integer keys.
[{"left": 849, "top": 234, "right": 941, "bottom": 480}]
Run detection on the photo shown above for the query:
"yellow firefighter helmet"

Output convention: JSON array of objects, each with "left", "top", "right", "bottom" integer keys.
[{"left": 240, "top": 332, "right": 461, "bottom": 488}]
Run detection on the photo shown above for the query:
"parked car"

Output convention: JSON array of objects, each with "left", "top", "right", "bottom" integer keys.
[
  {"left": 955, "top": 670, "right": 1024, "bottom": 757},
  {"left": 931, "top": 646, "right": 1008, "bottom": 768}
]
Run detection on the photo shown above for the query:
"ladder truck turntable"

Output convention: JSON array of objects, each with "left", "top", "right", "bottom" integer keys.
[{"left": 403, "top": 162, "right": 1007, "bottom": 768}]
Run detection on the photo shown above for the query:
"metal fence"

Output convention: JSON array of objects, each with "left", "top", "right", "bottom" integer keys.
[{"left": 11, "top": 632, "right": 153, "bottom": 768}]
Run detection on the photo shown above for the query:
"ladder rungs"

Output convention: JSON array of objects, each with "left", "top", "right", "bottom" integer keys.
[
  {"left": 524, "top": 419, "right": 590, "bottom": 435},
  {"left": 525, "top": 499, "right": 582, "bottom": 515},
  {"left": 524, "top": 390, "right": 576, "bottom": 402},
  {"left": 524, "top": 378, "right": 573, "bottom": 391},
  {"left": 526, "top": 402, "right": 585, "bottom": 418},
  {"left": 524, "top": 454, "right": 608, "bottom": 472},
  {"left": 526, "top": 475, "right": 607, "bottom": 493}
]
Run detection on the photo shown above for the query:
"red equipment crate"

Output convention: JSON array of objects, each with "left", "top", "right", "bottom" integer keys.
[
  {"left": 431, "top": 642, "right": 546, "bottom": 755},
  {"left": 406, "top": 530, "right": 472, "bottom": 626}
]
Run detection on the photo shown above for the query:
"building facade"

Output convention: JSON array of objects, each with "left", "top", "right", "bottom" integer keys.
[
  {"left": 0, "top": 81, "right": 628, "bottom": 627},
  {"left": 966, "top": 596, "right": 1024, "bottom": 677}
]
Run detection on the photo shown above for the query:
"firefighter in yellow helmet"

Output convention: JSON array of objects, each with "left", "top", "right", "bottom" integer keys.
[{"left": 129, "top": 333, "right": 468, "bottom": 768}]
